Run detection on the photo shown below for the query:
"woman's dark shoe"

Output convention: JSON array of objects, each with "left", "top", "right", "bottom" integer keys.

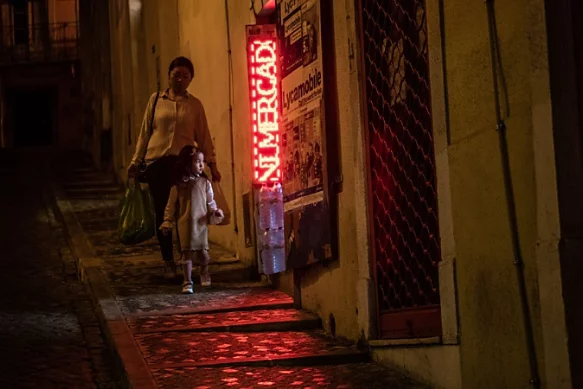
[{"left": 163, "top": 262, "right": 177, "bottom": 279}]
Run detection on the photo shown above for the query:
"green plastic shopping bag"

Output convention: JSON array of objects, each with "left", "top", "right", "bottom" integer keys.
[{"left": 118, "top": 180, "right": 156, "bottom": 245}]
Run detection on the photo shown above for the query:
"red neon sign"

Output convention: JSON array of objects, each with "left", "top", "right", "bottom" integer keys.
[{"left": 246, "top": 25, "right": 281, "bottom": 184}]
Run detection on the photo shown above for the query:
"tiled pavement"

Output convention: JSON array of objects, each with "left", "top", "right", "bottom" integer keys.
[{"left": 50, "top": 152, "right": 430, "bottom": 389}]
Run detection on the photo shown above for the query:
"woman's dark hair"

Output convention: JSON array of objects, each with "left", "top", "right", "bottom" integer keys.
[
  {"left": 172, "top": 145, "right": 207, "bottom": 185},
  {"left": 168, "top": 56, "right": 195, "bottom": 78}
]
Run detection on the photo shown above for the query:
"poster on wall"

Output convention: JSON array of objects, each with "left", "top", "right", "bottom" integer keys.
[
  {"left": 282, "top": 99, "right": 324, "bottom": 210},
  {"left": 279, "top": 0, "right": 333, "bottom": 268},
  {"left": 280, "top": 0, "right": 321, "bottom": 77}
]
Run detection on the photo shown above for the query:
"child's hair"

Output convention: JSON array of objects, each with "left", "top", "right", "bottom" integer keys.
[{"left": 172, "top": 145, "right": 207, "bottom": 185}]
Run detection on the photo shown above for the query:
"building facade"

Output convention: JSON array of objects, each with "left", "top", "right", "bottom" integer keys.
[
  {"left": 92, "top": 0, "right": 583, "bottom": 388},
  {"left": 0, "top": 0, "right": 81, "bottom": 149}
]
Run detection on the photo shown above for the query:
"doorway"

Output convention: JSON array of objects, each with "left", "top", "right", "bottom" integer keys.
[
  {"left": 6, "top": 86, "right": 56, "bottom": 148},
  {"left": 356, "top": 0, "right": 442, "bottom": 339}
]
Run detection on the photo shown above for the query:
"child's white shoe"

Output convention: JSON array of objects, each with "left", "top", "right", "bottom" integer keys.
[{"left": 181, "top": 281, "right": 194, "bottom": 294}]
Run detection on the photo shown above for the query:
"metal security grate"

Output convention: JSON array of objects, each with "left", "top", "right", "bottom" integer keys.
[{"left": 358, "top": 0, "right": 441, "bottom": 338}]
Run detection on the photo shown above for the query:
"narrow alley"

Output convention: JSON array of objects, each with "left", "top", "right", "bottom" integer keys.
[{"left": 1, "top": 0, "right": 582, "bottom": 388}]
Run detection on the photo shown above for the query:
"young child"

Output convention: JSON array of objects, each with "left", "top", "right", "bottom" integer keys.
[{"left": 160, "top": 145, "right": 224, "bottom": 294}]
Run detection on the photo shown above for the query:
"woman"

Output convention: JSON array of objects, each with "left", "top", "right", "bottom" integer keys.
[{"left": 127, "top": 56, "right": 221, "bottom": 277}]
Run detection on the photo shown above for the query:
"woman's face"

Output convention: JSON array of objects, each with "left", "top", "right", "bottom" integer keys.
[{"left": 169, "top": 66, "right": 192, "bottom": 94}]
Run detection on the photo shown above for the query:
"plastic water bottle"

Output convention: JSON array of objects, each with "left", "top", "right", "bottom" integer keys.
[
  {"left": 258, "top": 202, "right": 273, "bottom": 230},
  {"left": 257, "top": 186, "right": 272, "bottom": 230},
  {"left": 257, "top": 185, "right": 284, "bottom": 230},
  {"left": 255, "top": 184, "right": 286, "bottom": 274},
  {"left": 260, "top": 228, "right": 285, "bottom": 248},
  {"left": 261, "top": 246, "right": 286, "bottom": 274},
  {"left": 271, "top": 185, "right": 284, "bottom": 229}
]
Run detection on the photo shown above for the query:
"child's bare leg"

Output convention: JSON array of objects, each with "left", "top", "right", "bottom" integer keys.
[
  {"left": 182, "top": 251, "right": 194, "bottom": 283},
  {"left": 198, "top": 250, "right": 211, "bottom": 287},
  {"left": 180, "top": 251, "right": 194, "bottom": 294},
  {"left": 183, "top": 258, "right": 193, "bottom": 284}
]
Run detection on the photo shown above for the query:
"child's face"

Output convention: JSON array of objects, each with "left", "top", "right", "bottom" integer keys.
[{"left": 192, "top": 152, "right": 205, "bottom": 175}]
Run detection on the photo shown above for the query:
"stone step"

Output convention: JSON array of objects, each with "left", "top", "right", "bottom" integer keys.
[
  {"left": 63, "top": 191, "right": 122, "bottom": 200},
  {"left": 128, "top": 308, "right": 322, "bottom": 334},
  {"left": 64, "top": 181, "right": 120, "bottom": 189},
  {"left": 66, "top": 172, "right": 112, "bottom": 182},
  {"left": 88, "top": 231, "right": 239, "bottom": 263},
  {"left": 65, "top": 182, "right": 120, "bottom": 190},
  {"left": 149, "top": 363, "right": 429, "bottom": 388},
  {"left": 104, "top": 262, "right": 251, "bottom": 286},
  {"left": 114, "top": 286, "right": 294, "bottom": 317},
  {"left": 67, "top": 167, "right": 106, "bottom": 175},
  {"left": 65, "top": 186, "right": 122, "bottom": 197},
  {"left": 135, "top": 330, "right": 368, "bottom": 368},
  {"left": 69, "top": 166, "right": 95, "bottom": 173},
  {"left": 104, "top": 252, "right": 239, "bottom": 268}
]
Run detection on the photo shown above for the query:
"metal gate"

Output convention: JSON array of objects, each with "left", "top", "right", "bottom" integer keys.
[{"left": 356, "top": 0, "right": 442, "bottom": 339}]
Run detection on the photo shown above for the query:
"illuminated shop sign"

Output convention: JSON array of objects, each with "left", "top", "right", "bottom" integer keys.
[{"left": 246, "top": 24, "right": 281, "bottom": 184}]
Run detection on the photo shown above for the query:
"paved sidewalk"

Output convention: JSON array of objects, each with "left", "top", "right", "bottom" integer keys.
[{"left": 50, "top": 152, "right": 429, "bottom": 389}]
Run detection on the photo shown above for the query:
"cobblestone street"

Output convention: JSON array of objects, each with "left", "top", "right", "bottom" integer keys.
[{"left": 0, "top": 150, "right": 120, "bottom": 388}]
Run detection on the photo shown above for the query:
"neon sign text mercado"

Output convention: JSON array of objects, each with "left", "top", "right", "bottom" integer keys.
[{"left": 248, "top": 37, "right": 281, "bottom": 184}]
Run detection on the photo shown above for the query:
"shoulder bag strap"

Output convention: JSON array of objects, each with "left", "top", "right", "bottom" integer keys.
[
  {"left": 138, "top": 92, "right": 160, "bottom": 180},
  {"left": 148, "top": 91, "right": 160, "bottom": 135}
]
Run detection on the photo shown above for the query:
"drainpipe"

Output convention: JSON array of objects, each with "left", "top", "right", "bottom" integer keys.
[
  {"left": 484, "top": 1, "right": 540, "bottom": 388},
  {"left": 224, "top": 0, "right": 239, "bottom": 238},
  {"left": 0, "top": 78, "right": 4, "bottom": 148}
]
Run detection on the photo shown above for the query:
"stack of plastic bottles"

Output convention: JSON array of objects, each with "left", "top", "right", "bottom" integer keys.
[{"left": 256, "top": 184, "right": 286, "bottom": 274}]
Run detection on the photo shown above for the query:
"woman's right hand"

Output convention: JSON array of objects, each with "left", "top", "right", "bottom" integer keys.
[{"left": 127, "top": 163, "right": 138, "bottom": 178}]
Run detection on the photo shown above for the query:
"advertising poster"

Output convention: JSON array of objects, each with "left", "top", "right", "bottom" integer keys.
[
  {"left": 282, "top": 99, "right": 324, "bottom": 208},
  {"left": 279, "top": 0, "right": 333, "bottom": 268}
]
